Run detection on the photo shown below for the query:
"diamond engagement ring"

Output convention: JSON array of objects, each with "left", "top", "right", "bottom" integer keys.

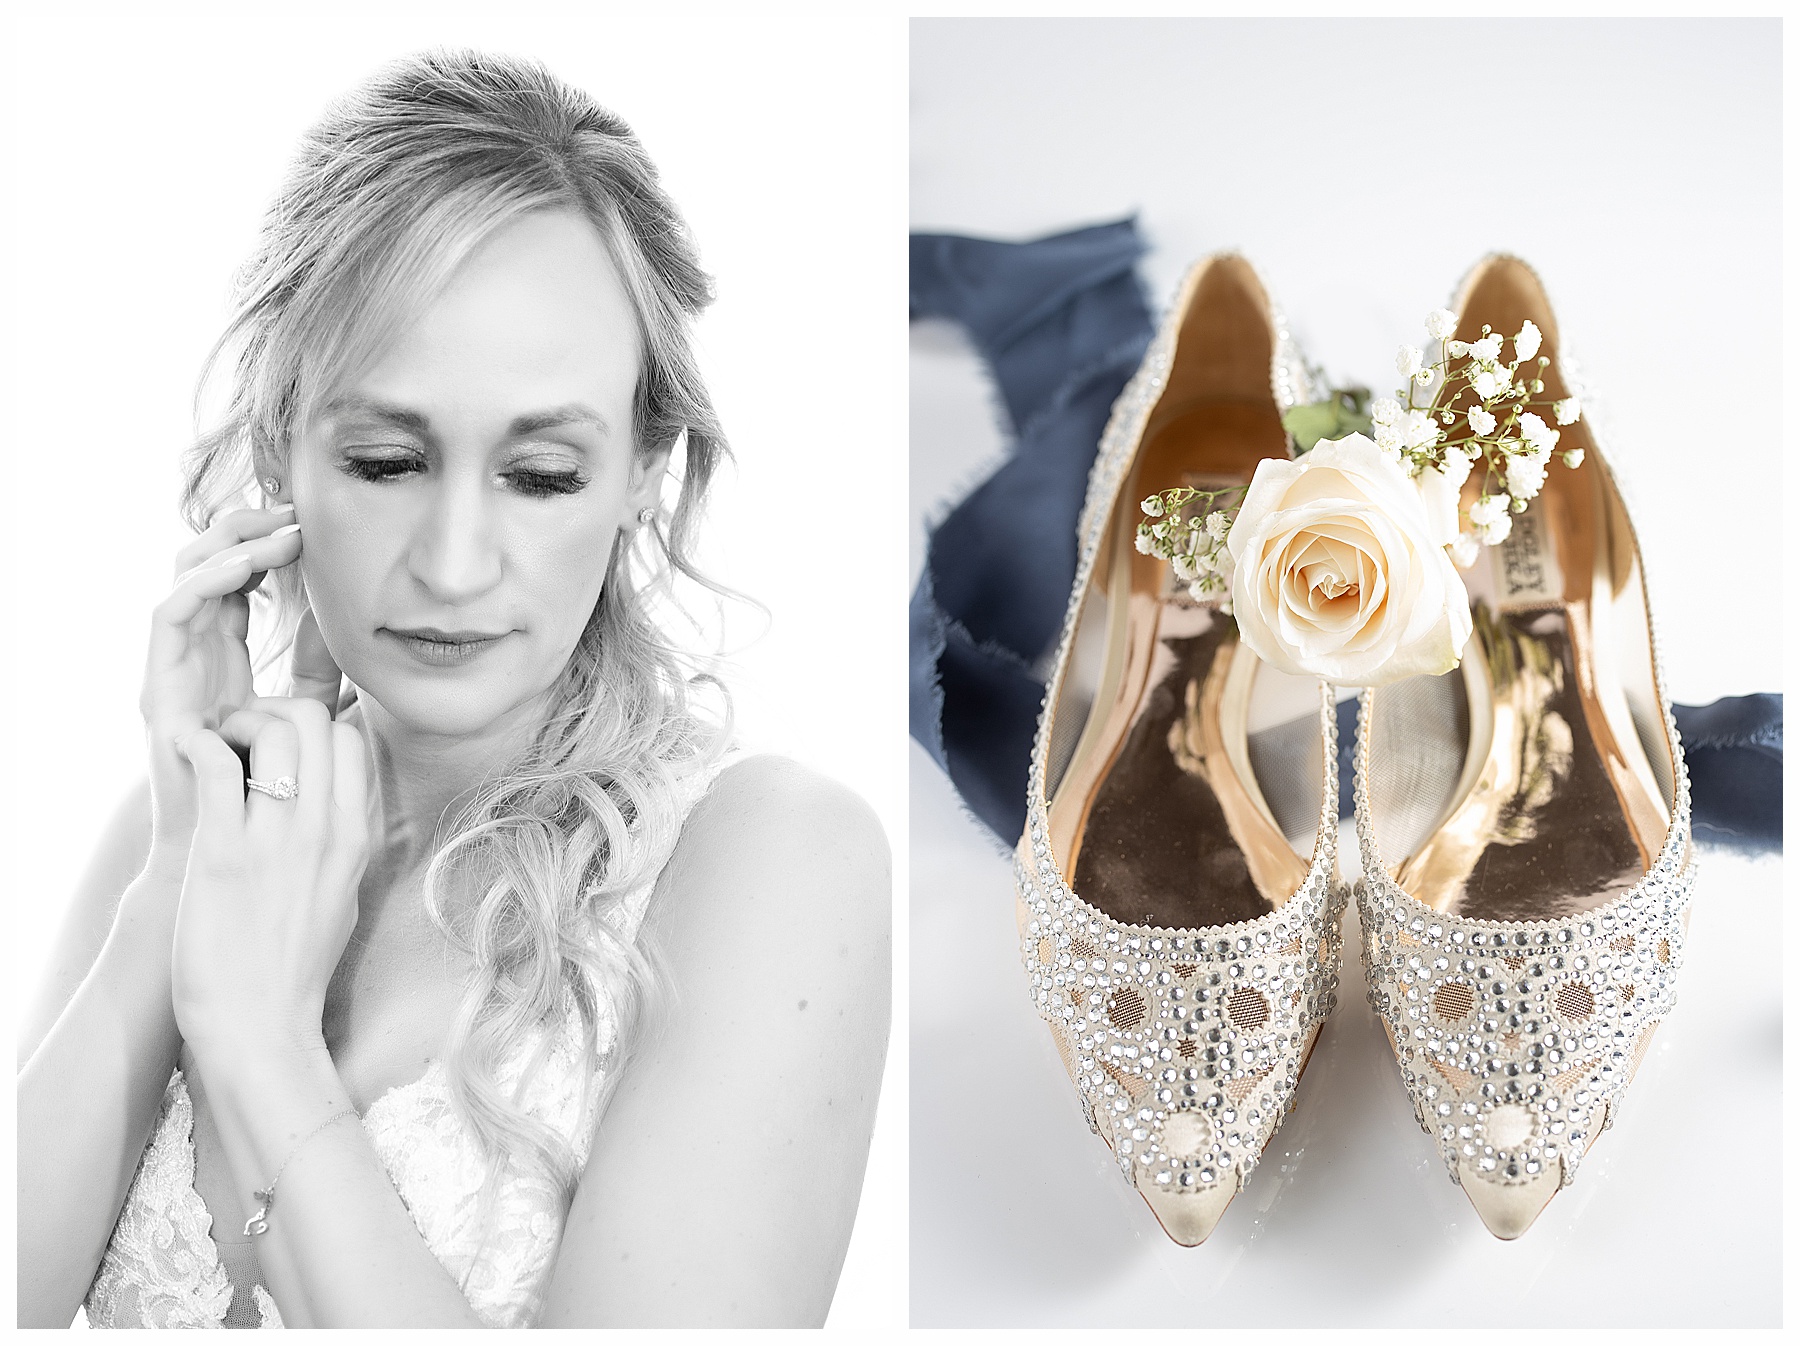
[{"left": 245, "top": 776, "right": 300, "bottom": 801}]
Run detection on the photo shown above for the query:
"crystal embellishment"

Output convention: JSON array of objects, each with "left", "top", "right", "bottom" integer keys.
[
  {"left": 1015, "top": 257, "right": 1341, "bottom": 1207},
  {"left": 1354, "top": 257, "right": 1699, "bottom": 1202},
  {"left": 1354, "top": 676, "right": 1696, "bottom": 1192}
]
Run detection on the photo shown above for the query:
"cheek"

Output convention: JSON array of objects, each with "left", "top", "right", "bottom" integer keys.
[
  {"left": 291, "top": 485, "right": 402, "bottom": 634},
  {"left": 515, "top": 515, "right": 619, "bottom": 634}
]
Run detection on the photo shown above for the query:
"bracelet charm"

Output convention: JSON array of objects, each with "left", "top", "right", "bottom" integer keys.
[
  {"left": 243, "top": 1107, "right": 358, "bottom": 1237},
  {"left": 243, "top": 1187, "right": 275, "bottom": 1238}
]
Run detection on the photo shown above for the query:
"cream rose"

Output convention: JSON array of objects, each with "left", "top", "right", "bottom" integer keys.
[{"left": 1226, "top": 433, "right": 1474, "bottom": 687}]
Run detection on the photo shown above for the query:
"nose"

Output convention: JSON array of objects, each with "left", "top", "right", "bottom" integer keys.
[{"left": 406, "top": 468, "right": 504, "bottom": 604}]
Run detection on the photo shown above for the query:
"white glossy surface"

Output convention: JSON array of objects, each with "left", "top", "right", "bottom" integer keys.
[
  {"left": 912, "top": 751, "right": 1780, "bottom": 1327},
  {"left": 910, "top": 17, "right": 1781, "bottom": 1328}
]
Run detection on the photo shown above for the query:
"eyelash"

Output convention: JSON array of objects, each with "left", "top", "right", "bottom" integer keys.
[
  {"left": 340, "top": 455, "right": 588, "bottom": 498},
  {"left": 509, "top": 469, "right": 589, "bottom": 498},
  {"left": 342, "top": 457, "right": 417, "bottom": 484}
]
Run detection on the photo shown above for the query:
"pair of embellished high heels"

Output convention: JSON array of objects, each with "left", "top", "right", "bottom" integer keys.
[{"left": 1014, "top": 253, "right": 1692, "bottom": 1245}]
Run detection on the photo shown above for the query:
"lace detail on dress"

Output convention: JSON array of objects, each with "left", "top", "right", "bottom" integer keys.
[
  {"left": 251, "top": 1287, "right": 283, "bottom": 1328},
  {"left": 83, "top": 1073, "right": 233, "bottom": 1329},
  {"left": 85, "top": 748, "right": 738, "bottom": 1328},
  {"left": 357, "top": 1008, "right": 602, "bottom": 1328},
  {"left": 87, "top": 1033, "right": 598, "bottom": 1331}
]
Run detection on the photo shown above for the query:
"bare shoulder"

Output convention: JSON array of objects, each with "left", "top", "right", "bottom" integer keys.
[
  {"left": 648, "top": 753, "right": 891, "bottom": 1025},
  {"left": 661, "top": 753, "right": 890, "bottom": 924},
  {"left": 546, "top": 757, "right": 889, "bottom": 1324}
]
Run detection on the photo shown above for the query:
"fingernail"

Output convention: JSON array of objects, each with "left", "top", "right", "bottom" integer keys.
[
  {"left": 214, "top": 548, "right": 254, "bottom": 567},
  {"left": 269, "top": 502, "right": 297, "bottom": 515},
  {"left": 272, "top": 522, "right": 301, "bottom": 538}
]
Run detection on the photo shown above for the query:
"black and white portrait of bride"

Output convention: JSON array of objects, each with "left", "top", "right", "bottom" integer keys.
[{"left": 12, "top": 13, "right": 901, "bottom": 1329}]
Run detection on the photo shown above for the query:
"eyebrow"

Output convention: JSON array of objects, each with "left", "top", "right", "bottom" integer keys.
[
  {"left": 326, "top": 395, "right": 433, "bottom": 439},
  {"left": 506, "top": 404, "right": 611, "bottom": 439},
  {"left": 324, "top": 395, "right": 611, "bottom": 442}
]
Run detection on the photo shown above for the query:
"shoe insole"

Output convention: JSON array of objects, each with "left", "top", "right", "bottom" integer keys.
[
  {"left": 1047, "top": 400, "right": 1311, "bottom": 930},
  {"left": 1391, "top": 307, "right": 1672, "bottom": 920}
]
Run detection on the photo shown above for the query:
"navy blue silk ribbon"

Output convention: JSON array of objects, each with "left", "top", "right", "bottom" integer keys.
[
  {"left": 910, "top": 218, "right": 1782, "bottom": 855},
  {"left": 910, "top": 219, "right": 1153, "bottom": 841}
]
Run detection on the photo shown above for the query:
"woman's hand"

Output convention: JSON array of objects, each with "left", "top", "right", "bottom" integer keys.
[
  {"left": 141, "top": 507, "right": 303, "bottom": 853},
  {"left": 170, "top": 697, "right": 370, "bottom": 1064}
]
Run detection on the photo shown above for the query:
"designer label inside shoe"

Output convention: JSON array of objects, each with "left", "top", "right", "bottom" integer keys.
[{"left": 1493, "top": 508, "right": 1564, "bottom": 609}]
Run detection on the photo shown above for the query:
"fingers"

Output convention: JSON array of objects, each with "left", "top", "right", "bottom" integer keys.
[
  {"left": 289, "top": 607, "right": 345, "bottom": 720},
  {"left": 147, "top": 525, "right": 303, "bottom": 707},
  {"left": 220, "top": 591, "right": 252, "bottom": 646},
  {"left": 176, "top": 729, "right": 245, "bottom": 841},
  {"left": 173, "top": 504, "right": 298, "bottom": 578},
  {"left": 218, "top": 707, "right": 301, "bottom": 814},
  {"left": 154, "top": 546, "right": 267, "bottom": 636},
  {"left": 237, "top": 694, "right": 338, "bottom": 820},
  {"left": 185, "top": 521, "right": 303, "bottom": 599},
  {"left": 218, "top": 699, "right": 369, "bottom": 885}
]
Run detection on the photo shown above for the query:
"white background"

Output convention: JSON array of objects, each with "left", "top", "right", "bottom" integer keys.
[
  {"left": 912, "top": 17, "right": 1783, "bottom": 1327},
  {"left": 2, "top": 4, "right": 907, "bottom": 1328}
]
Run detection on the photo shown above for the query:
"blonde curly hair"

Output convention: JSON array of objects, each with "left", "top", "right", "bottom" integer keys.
[{"left": 180, "top": 48, "right": 731, "bottom": 1233}]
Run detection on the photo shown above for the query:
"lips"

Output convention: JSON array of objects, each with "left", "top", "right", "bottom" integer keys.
[{"left": 380, "top": 626, "right": 512, "bottom": 667}]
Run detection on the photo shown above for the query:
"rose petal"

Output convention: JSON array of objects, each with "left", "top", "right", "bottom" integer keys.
[{"left": 1227, "top": 433, "right": 1471, "bottom": 685}]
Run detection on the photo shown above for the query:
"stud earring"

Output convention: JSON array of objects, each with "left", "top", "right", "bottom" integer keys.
[
  {"left": 637, "top": 506, "right": 656, "bottom": 526},
  {"left": 262, "top": 476, "right": 281, "bottom": 496}
]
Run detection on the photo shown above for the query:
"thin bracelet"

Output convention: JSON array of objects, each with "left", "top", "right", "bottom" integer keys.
[{"left": 243, "top": 1108, "right": 359, "bottom": 1237}]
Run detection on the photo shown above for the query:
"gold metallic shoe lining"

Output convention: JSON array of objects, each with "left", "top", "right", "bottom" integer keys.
[
  {"left": 1016, "top": 256, "right": 1351, "bottom": 1243},
  {"left": 1387, "top": 601, "right": 1659, "bottom": 920},
  {"left": 1355, "top": 253, "right": 1697, "bottom": 1211},
  {"left": 1451, "top": 256, "right": 1677, "bottom": 797},
  {"left": 1042, "top": 256, "right": 1309, "bottom": 930},
  {"left": 1371, "top": 261, "right": 1676, "bottom": 922}
]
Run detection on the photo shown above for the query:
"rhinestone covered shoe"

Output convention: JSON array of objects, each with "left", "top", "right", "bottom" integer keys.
[
  {"left": 1015, "top": 254, "right": 1347, "bottom": 1247},
  {"left": 1354, "top": 254, "right": 1695, "bottom": 1240}
]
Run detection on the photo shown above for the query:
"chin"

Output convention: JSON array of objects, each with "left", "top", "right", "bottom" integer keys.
[
  {"left": 354, "top": 680, "right": 523, "bottom": 740},
  {"left": 344, "top": 651, "right": 555, "bottom": 742}
]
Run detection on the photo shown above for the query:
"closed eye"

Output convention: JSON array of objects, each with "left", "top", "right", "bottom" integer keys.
[
  {"left": 507, "top": 468, "right": 588, "bottom": 498},
  {"left": 335, "top": 447, "right": 588, "bottom": 497},
  {"left": 341, "top": 453, "right": 423, "bottom": 483}
]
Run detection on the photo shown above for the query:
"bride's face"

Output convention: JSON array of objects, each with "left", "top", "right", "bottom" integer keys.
[{"left": 287, "top": 209, "right": 662, "bottom": 739}]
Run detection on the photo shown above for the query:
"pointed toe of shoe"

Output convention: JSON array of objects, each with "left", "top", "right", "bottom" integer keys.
[
  {"left": 1456, "top": 1161, "right": 1560, "bottom": 1240},
  {"left": 1136, "top": 1177, "right": 1237, "bottom": 1247}
]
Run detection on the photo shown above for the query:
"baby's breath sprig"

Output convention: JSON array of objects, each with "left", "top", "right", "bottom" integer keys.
[
  {"left": 1134, "top": 484, "right": 1245, "bottom": 605},
  {"left": 1134, "top": 382, "right": 1367, "bottom": 607},
  {"left": 1377, "top": 310, "right": 1584, "bottom": 556}
]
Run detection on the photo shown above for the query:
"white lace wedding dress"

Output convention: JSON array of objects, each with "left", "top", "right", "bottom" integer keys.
[{"left": 84, "top": 756, "right": 734, "bottom": 1329}]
